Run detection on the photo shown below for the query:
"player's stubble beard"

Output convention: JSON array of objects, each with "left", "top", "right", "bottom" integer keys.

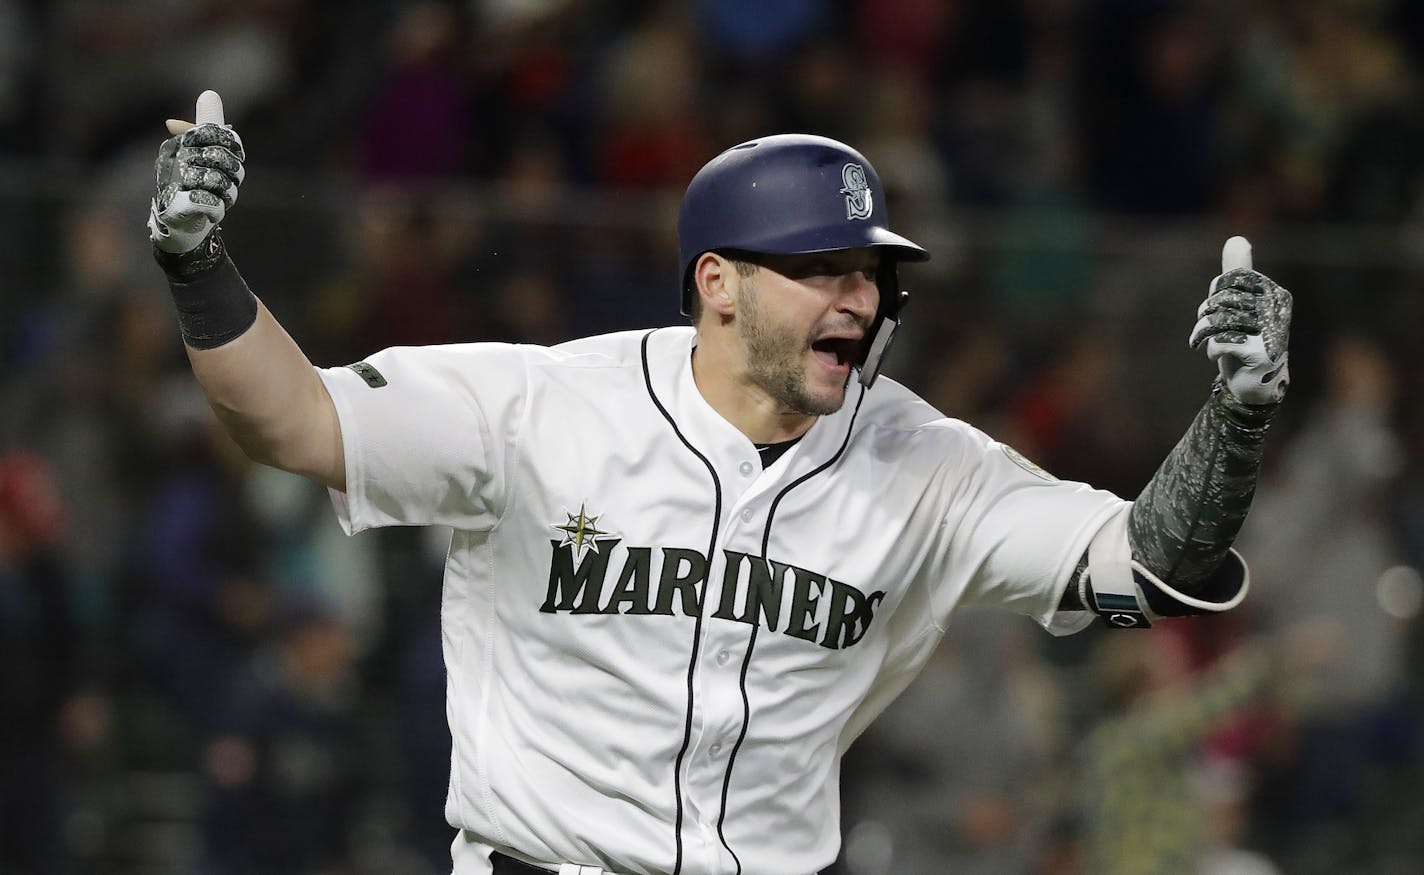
[{"left": 737, "top": 278, "right": 850, "bottom": 417}]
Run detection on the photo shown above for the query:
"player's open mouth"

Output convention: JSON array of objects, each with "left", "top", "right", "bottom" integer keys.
[{"left": 811, "top": 337, "right": 859, "bottom": 373}]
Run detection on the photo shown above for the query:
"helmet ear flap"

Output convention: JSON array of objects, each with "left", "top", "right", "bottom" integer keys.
[
  {"left": 858, "top": 262, "right": 909, "bottom": 387},
  {"left": 875, "top": 262, "right": 903, "bottom": 319}
]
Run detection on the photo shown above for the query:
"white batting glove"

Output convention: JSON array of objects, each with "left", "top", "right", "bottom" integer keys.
[
  {"left": 1188, "top": 236, "right": 1292, "bottom": 406},
  {"left": 147, "top": 90, "right": 245, "bottom": 255}
]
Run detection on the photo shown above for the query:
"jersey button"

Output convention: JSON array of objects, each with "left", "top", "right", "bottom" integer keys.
[
  {"left": 716, "top": 650, "right": 732, "bottom": 666},
  {"left": 740, "top": 508, "right": 754, "bottom": 522},
  {"left": 709, "top": 743, "right": 723, "bottom": 757},
  {"left": 738, "top": 460, "right": 754, "bottom": 477}
]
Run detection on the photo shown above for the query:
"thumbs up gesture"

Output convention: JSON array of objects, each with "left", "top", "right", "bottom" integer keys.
[
  {"left": 1187, "top": 236, "right": 1292, "bottom": 405},
  {"left": 147, "top": 90, "right": 246, "bottom": 259}
]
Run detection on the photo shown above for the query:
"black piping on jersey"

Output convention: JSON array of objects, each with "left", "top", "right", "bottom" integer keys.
[
  {"left": 716, "top": 382, "right": 868, "bottom": 875},
  {"left": 640, "top": 330, "right": 721, "bottom": 875}
]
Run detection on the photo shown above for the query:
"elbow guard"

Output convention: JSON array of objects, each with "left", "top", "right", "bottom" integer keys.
[{"left": 1079, "top": 506, "right": 1250, "bottom": 629}]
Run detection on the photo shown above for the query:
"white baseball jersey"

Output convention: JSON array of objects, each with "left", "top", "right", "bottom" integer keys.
[{"left": 316, "top": 326, "right": 1125, "bottom": 875}]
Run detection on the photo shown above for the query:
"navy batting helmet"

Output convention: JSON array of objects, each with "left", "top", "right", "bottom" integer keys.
[{"left": 677, "top": 134, "right": 930, "bottom": 386}]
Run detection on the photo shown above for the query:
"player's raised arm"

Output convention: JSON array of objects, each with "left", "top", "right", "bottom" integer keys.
[
  {"left": 148, "top": 90, "right": 345, "bottom": 491},
  {"left": 1063, "top": 236, "right": 1290, "bottom": 626}
]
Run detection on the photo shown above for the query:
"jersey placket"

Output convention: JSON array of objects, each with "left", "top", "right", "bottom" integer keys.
[{"left": 681, "top": 443, "right": 790, "bottom": 875}]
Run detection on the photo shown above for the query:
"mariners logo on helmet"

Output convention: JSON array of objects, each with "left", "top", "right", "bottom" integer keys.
[{"left": 841, "top": 163, "right": 873, "bottom": 220}]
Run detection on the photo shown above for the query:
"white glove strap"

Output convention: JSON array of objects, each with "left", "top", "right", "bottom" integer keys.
[
  {"left": 1081, "top": 507, "right": 1150, "bottom": 628},
  {"left": 1080, "top": 507, "right": 1253, "bottom": 629}
]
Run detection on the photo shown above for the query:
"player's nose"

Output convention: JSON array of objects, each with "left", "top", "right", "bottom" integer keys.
[{"left": 836, "top": 271, "right": 879, "bottom": 325}]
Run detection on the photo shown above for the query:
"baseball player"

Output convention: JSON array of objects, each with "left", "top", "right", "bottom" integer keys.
[{"left": 148, "top": 90, "right": 1290, "bottom": 875}]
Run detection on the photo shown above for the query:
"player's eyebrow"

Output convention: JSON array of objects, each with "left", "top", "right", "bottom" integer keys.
[{"left": 754, "top": 251, "right": 880, "bottom": 278}]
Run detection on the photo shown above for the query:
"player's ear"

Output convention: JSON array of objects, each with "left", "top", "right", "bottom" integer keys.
[{"left": 694, "top": 252, "right": 738, "bottom": 320}]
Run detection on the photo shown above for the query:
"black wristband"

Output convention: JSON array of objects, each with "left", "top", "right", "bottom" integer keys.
[
  {"left": 163, "top": 249, "right": 259, "bottom": 350},
  {"left": 154, "top": 226, "right": 228, "bottom": 280}
]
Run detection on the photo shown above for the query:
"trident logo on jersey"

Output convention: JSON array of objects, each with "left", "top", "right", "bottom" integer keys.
[
  {"left": 551, "top": 503, "right": 613, "bottom": 558},
  {"left": 840, "top": 162, "right": 873, "bottom": 220}
]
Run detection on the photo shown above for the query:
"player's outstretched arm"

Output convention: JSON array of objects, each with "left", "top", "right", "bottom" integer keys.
[
  {"left": 148, "top": 91, "right": 345, "bottom": 491},
  {"left": 1064, "top": 237, "right": 1288, "bottom": 622}
]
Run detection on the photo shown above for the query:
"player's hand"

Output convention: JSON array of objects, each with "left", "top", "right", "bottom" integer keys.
[
  {"left": 147, "top": 90, "right": 245, "bottom": 255},
  {"left": 1188, "top": 236, "right": 1291, "bottom": 405}
]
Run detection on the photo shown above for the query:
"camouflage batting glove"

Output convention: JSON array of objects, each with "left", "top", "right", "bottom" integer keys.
[
  {"left": 1188, "top": 267, "right": 1292, "bottom": 406},
  {"left": 147, "top": 91, "right": 245, "bottom": 277}
]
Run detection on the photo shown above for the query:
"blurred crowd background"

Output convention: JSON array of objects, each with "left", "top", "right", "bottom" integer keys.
[{"left": 3, "top": 0, "right": 1424, "bottom": 873}]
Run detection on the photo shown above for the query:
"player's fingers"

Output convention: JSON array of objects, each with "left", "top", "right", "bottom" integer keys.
[
  {"left": 1196, "top": 289, "right": 1260, "bottom": 321},
  {"left": 1202, "top": 268, "right": 1261, "bottom": 301},
  {"left": 185, "top": 189, "right": 223, "bottom": 209},
  {"left": 164, "top": 91, "right": 228, "bottom": 138},
  {"left": 1214, "top": 268, "right": 1271, "bottom": 297},
  {"left": 178, "top": 165, "right": 239, "bottom": 207},
  {"left": 1189, "top": 310, "right": 1260, "bottom": 348},
  {"left": 195, "top": 90, "right": 224, "bottom": 126},
  {"left": 179, "top": 124, "right": 245, "bottom": 160},
  {"left": 1208, "top": 330, "right": 1250, "bottom": 347},
  {"left": 178, "top": 145, "right": 245, "bottom": 185},
  {"left": 1222, "top": 235, "right": 1252, "bottom": 272},
  {"left": 1208, "top": 335, "right": 1281, "bottom": 374},
  {"left": 158, "top": 189, "right": 223, "bottom": 226}
]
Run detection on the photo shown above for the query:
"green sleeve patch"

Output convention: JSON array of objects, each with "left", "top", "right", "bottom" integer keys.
[{"left": 347, "top": 361, "right": 387, "bottom": 388}]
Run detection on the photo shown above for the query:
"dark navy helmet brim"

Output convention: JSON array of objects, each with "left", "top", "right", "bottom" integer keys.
[{"left": 733, "top": 224, "right": 930, "bottom": 263}]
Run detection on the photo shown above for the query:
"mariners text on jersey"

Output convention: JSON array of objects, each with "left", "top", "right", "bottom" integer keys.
[{"left": 542, "top": 539, "right": 886, "bottom": 651}]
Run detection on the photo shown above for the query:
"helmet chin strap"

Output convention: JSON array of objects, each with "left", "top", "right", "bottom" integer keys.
[{"left": 858, "top": 290, "right": 909, "bottom": 388}]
